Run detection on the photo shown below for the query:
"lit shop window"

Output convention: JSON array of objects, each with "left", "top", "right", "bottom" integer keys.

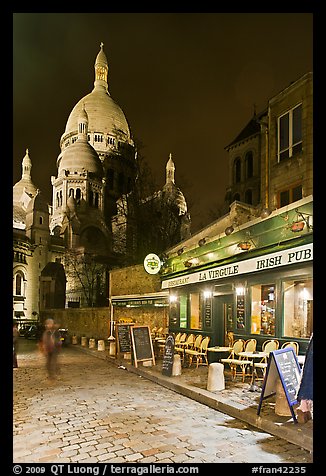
[
  {"left": 283, "top": 279, "right": 313, "bottom": 338},
  {"left": 190, "top": 292, "right": 202, "bottom": 330},
  {"left": 278, "top": 104, "right": 302, "bottom": 162},
  {"left": 180, "top": 295, "right": 188, "bottom": 328},
  {"left": 250, "top": 284, "right": 275, "bottom": 335}
]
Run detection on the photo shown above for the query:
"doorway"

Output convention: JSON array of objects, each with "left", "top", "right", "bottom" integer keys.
[{"left": 213, "top": 294, "right": 234, "bottom": 346}]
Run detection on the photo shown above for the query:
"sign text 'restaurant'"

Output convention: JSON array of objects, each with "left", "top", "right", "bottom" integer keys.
[{"left": 162, "top": 244, "right": 312, "bottom": 289}]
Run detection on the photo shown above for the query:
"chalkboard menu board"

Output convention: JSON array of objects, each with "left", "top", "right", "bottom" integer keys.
[
  {"left": 257, "top": 348, "right": 302, "bottom": 422},
  {"left": 130, "top": 326, "right": 155, "bottom": 368},
  {"left": 116, "top": 323, "right": 134, "bottom": 354},
  {"left": 161, "top": 335, "right": 175, "bottom": 376}
]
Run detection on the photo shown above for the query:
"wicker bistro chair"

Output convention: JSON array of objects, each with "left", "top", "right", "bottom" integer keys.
[
  {"left": 174, "top": 333, "right": 195, "bottom": 364},
  {"left": 174, "top": 332, "right": 182, "bottom": 345},
  {"left": 253, "top": 339, "right": 279, "bottom": 380},
  {"left": 185, "top": 336, "right": 211, "bottom": 368},
  {"left": 281, "top": 341, "right": 299, "bottom": 355},
  {"left": 221, "top": 339, "right": 248, "bottom": 381},
  {"left": 184, "top": 334, "right": 203, "bottom": 366}
]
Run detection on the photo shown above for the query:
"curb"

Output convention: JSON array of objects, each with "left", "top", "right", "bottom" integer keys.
[{"left": 71, "top": 344, "right": 313, "bottom": 453}]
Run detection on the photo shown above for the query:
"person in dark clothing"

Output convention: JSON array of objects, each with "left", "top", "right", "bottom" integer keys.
[
  {"left": 13, "top": 322, "right": 20, "bottom": 368},
  {"left": 296, "top": 334, "right": 313, "bottom": 423}
]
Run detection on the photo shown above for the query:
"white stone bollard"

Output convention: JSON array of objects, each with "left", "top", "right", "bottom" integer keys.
[
  {"left": 89, "top": 338, "right": 96, "bottom": 349},
  {"left": 172, "top": 354, "right": 182, "bottom": 376},
  {"left": 207, "top": 363, "right": 225, "bottom": 391},
  {"left": 72, "top": 335, "right": 78, "bottom": 345},
  {"left": 97, "top": 339, "right": 105, "bottom": 351},
  {"left": 81, "top": 336, "right": 88, "bottom": 347}
]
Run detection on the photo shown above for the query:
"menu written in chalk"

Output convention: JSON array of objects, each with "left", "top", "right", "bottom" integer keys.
[
  {"left": 162, "top": 335, "right": 175, "bottom": 376},
  {"left": 116, "top": 323, "right": 134, "bottom": 354},
  {"left": 130, "top": 325, "right": 155, "bottom": 368},
  {"left": 204, "top": 299, "right": 212, "bottom": 328},
  {"left": 273, "top": 349, "right": 301, "bottom": 403},
  {"left": 257, "top": 348, "right": 302, "bottom": 423}
]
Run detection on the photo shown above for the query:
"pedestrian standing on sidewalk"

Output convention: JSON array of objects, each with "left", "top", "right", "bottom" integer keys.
[
  {"left": 41, "top": 319, "right": 61, "bottom": 380},
  {"left": 296, "top": 334, "right": 313, "bottom": 423},
  {"left": 13, "top": 321, "right": 20, "bottom": 368}
]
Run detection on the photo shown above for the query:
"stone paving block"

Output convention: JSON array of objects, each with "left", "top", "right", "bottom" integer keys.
[
  {"left": 125, "top": 452, "right": 144, "bottom": 462},
  {"left": 97, "top": 452, "right": 118, "bottom": 461}
]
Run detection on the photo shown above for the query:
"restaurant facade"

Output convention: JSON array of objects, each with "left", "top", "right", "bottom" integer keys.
[{"left": 160, "top": 196, "right": 313, "bottom": 355}]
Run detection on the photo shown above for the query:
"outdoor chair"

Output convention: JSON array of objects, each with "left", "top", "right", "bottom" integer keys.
[
  {"left": 174, "top": 333, "right": 195, "bottom": 363},
  {"left": 281, "top": 341, "right": 299, "bottom": 355},
  {"left": 185, "top": 334, "right": 203, "bottom": 366},
  {"left": 253, "top": 339, "right": 279, "bottom": 380},
  {"left": 221, "top": 339, "right": 246, "bottom": 381},
  {"left": 174, "top": 332, "right": 182, "bottom": 345},
  {"left": 186, "top": 336, "right": 211, "bottom": 368}
]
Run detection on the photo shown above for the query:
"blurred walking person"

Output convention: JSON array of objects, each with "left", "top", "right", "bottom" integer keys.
[
  {"left": 13, "top": 322, "right": 20, "bottom": 368},
  {"left": 41, "top": 319, "right": 61, "bottom": 380}
]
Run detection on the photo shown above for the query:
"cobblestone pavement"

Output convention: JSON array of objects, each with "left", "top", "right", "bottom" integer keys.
[{"left": 13, "top": 340, "right": 313, "bottom": 464}]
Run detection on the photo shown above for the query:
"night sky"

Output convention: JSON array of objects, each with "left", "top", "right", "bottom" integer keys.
[{"left": 13, "top": 13, "right": 313, "bottom": 231}]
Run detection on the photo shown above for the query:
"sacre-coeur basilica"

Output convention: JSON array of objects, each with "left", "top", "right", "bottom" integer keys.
[{"left": 13, "top": 43, "right": 191, "bottom": 320}]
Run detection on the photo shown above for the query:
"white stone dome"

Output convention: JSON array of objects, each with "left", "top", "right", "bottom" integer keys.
[
  {"left": 60, "top": 43, "right": 132, "bottom": 148},
  {"left": 63, "top": 89, "right": 131, "bottom": 141},
  {"left": 58, "top": 139, "right": 103, "bottom": 178}
]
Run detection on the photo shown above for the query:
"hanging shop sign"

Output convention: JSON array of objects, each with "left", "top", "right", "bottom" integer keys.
[
  {"left": 144, "top": 253, "right": 162, "bottom": 274},
  {"left": 162, "top": 243, "right": 313, "bottom": 289}
]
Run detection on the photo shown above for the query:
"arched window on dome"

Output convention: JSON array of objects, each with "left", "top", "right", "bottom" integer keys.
[
  {"left": 76, "top": 188, "right": 81, "bottom": 204},
  {"left": 60, "top": 191, "right": 63, "bottom": 206},
  {"left": 69, "top": 188, "right": 74, "bottom": 198},
  {"left": 56, "top": 192, "right": 59, "bottom": 208},
  {"left": 15, "top": 272, "right": 25, "bottom": 297},
  {"left": 94, "top": 193, "right": 99, "bottom": 208}
]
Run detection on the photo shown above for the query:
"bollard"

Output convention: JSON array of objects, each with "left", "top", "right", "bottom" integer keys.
[
  {"left": 81, "top": 336, "right": 87, "bottom": 347},
  {"left": 275, "top": 380, "right": 292, "bottom": 416},
  {"left": 72, "top": 335, "right": 78, "bottom": 345},
  {"left": 172, "top": 354, "right": 182, "bottom": 376},
  {"left": 207, "top": 363, "right": 225, "bottom": 392},
  {"left": 89, "top": 338, "right": 96, "bottom": 349},
  {"left": 97, "top": 339, "right": 105, "bottom": 351}
]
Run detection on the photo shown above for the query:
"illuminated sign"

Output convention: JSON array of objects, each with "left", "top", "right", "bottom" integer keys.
[
  {"left": 162, "top": 243, "right": 313, "bottom": 289},
  {"left": 144, "top": 253, "right": 162, "bottom": 274}
]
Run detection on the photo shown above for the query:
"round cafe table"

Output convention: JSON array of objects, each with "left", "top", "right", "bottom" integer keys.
[
  {"left": 207, "top": 346, "right": 232, "bottom": 364},
  {"left": 238, "top": 351, "right": 269, "bottom": 392}
]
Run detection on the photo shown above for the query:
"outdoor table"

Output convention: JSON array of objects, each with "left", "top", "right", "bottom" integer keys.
[
  {"left": 238, "top": 351, "right": 269, "bottom": 391},
  {"left": 207, "top": 346, "right": 232, "bottom": 364}
]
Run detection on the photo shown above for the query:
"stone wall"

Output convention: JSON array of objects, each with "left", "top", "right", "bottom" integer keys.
[
  {"left": 40, "top": 307, "right": 111, "bottom": 340},
  {"left": 110, "top": 264, "right": 162, "bottom": 295},
  {"left": 110, "top": 264, "right": 168, "bottom": 331},
  {"left": 40, "top": 264, "right": 168, "bottom": 340}
]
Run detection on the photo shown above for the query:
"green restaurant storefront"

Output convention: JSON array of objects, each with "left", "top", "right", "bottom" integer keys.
[{"left": 160, "top": 199, "right": 313, "bottom": 355}]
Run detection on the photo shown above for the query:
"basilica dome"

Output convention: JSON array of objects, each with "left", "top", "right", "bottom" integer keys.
[
  {"left": 58, "top": 140, "right": 103, "bottom": 178},
  {"left": 58, "top": 104, "right": 104, "bottom": 179},
  {"left": 60, "top": 43, "right": 132, "bottom": 148}
]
